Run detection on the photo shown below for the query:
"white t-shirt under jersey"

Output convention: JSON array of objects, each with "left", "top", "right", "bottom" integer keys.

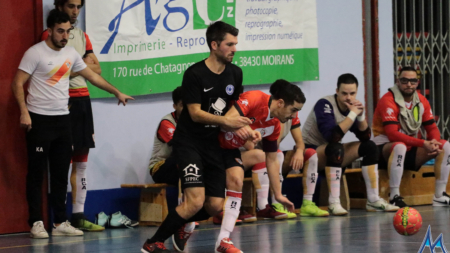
[{"left": 19, "top": 41, "right": 87, "bottom": 115}]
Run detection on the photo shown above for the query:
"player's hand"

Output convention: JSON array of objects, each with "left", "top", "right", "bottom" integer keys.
[
  {"left": 224, "top": 115, "right": 252, "bottom": 129},
  {"left": 350, "top": 99, "right": 365, "bottom": 116},
  {"left": 250, "top": 130, "right": 262, "bottom": 144},
  {"left": 116, "top": 92, "right": 135, "bottom": 106},
  {"left": 344, "top": 100, "right": 363, "bottom": 115},
  {"left": 20, "top": 112, "right": 32, "bottom": 132},
  {"left": 274, "top": 194, "right": 295, "bottom": 213},
  {"left": 290, "top": 149, "right": 304, "bottom": 171},
  {"left": 234, "top": 126, "right": 253, "bottom": 140},
  {"left": 424, "top": 139, "right": 442, "bottom": 155}
]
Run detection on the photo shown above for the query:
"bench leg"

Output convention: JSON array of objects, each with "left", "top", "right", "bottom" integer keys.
[
  {"left": 139, "top": 187, "right": 168, "bottom": 226},
  {"left": 242, "top": 180, "right": 256, "bottom": 216}
]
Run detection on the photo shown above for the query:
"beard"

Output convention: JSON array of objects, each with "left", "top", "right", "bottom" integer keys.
[
  {"left": 51, "top": 36, "right": 67, "bottom": 49},
  {"left": 400, "top": 87, "right": 416, "bottom": 97},
  {"left": 217, "top": 53, "right": 234, "bottom": 64}
]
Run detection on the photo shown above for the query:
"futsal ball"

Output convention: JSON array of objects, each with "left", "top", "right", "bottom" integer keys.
[{"left": 393, "top": 207, "right": 423, "bottom": 236}]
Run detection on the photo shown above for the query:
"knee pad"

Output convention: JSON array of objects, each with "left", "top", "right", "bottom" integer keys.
[
  {"left": 325, "top": 142, "right": 344, "bottom": 167},
  {"left": 359, "top": 140, "right": 379, "bottom": 166}
]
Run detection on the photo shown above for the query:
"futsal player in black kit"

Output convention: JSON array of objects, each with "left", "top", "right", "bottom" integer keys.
[{"left": 142, "top": 21, "right": 254, "bottom": 253}]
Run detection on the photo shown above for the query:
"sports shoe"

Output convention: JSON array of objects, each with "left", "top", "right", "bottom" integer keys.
[
  {"left": 366, "top": 198, "right": 399, "bottom": 212},
  {"left": 256, "top": 204, "right": 288, "bottom": 220},
  {"left": 433, "top": 192, "right": 450, "bottom": 206},
  {"left": 71, "top": 214, "right": 105, "bottom": 232},
  {"left": 95, "top": 212, "right": 110, "bottom": 227},
  {"left": 30, "top": 221, "right": 49, "bottom": 239},
  {"left": 109, "top": 211, "right": 139, "bottom": 228},
  {"left": 272, "top": 203, "right": 297, "bottom": 219},
  {"left": 52, "top": 221, "right": 84, "bottom": 236},
  {"left": 141, "top": 241, "right": 170, "bottom": 253},
  {"left": 328, "top": 202, "right": 348, "bottom": 216},
  {"left": 172, "top": 224, "right": 193, "bottom": 252},
  {"left": 213, "top": 211, "right": 243, "bottom": 225},
  {"left": 389, "top": 195, "right": 407, "bottom": 208},
  {"left": 238, "top": 210, "right": 257, "bottom": 223},
  {"left": 215, "top": 237, "right": 243, "bottom": 253},
  {"left": 300, "top": 200, "right": 329, "bottom": 217}
]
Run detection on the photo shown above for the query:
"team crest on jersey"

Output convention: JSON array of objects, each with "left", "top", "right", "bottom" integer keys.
[
  {"left": 226, "top": 84, "right": 234, "bottom": 95},
  {"left": 66, "top": 62, "right": 71, "bottom": 68},
  {"left": 324, "top": 104, "right": 332, "bottom": 113},
  {"left": 240, "top": 99, "right": 249, "bottom": 107},
  {"left": 225, "top": 132, "right": 234, "bottom": 141}
]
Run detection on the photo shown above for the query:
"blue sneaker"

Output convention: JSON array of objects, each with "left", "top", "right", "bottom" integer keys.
[
  {"left": 109, "top": 211, "right": 139, "bottom": 228},
  {"left": 95, "top": 212, "right": 110, "bottom": 227}
]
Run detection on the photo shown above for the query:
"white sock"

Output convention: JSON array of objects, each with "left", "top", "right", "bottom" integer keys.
[
  {"left": 388, "top": 143, "right": 406, "bottom": 200},
  {"left": 217, "top": 190, "right": 242, "bottom": 243},
  {"left": 252, "top": 162, "right": 269, "bottom": 210},
  {"left": 271, "top": 151, "right": 284, "bottom": 205},
  {"left": 362, "top": 164, "right": 380, "bottom": 202},
  {"left": 303, "top": 151, "right": 318, "bottom": 201},
  {"left": 71, "top": 162, "right": 87, "bottom": 213},
  {"left": 435, "top": 141, "right": 450, "bottom": 197},
  {"left": 326, "top": 167, "right": 342, "bottom": 204},
  {"left": 184, "top": 222, "right": 195, "bottom": 233}
]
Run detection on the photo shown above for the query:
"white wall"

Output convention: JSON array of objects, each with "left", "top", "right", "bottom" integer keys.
[
  {"left": 42, "top": 0, "right": 394, "bottom": 190},
  {"left": 378, "top": 1, "right": 395, "bottom": 94}
]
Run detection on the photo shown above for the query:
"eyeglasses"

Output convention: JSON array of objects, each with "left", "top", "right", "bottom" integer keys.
[{"left": 399, "top": 78, "right": 419, "bottom": 85}]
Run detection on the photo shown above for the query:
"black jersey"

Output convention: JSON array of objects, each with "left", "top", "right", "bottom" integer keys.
[{"left": 174, "top": 60, "right": 243, "bottom": 142}]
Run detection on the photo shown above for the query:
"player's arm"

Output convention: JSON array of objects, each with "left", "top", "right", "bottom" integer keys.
[
  {"left": 84, "top": 53, "right": 101, "bottom": 75},
  {"left": 186, "top": 103, "right": 251, "bottom": 130},
  {"left": 11, "top": 70, "right": 32, "bottom": 131},
  {"left": 157, "top": 120, "right": 176, "bottom": 144},
  {"left": 77, "top": 67, "right": 134, "bottom": 105},
  {"left": 265, "top": 150, "right": 294, "bottom": 212},
  {"left": 289, "top": 127, "right": 305, "bottom": 171},
  {"left": 315, "top": 100, "right": 346, "bottom": 143}
]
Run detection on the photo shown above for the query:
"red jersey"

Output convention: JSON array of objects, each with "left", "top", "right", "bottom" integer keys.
[
  {"left": 219, "top": 90, "right": 280, "bottom": 152},
  {"left": 372, "top": 90, "right": 440, "bottom": 148}
]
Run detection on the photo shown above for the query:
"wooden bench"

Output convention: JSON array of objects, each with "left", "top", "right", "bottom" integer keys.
[
  {"left": 346, "top": 165, "right": 450, "bottom": 208},
  {"left": 122, "top": 169, "right": 361, "bottom": 226}
]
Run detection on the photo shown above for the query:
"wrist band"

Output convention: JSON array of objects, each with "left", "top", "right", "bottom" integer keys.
[
  {"left": 347, "top": 111, "right": 357, "bottom": 122},
  {"left": 357, "top": 112, "right": 365, "bottom": 122}
]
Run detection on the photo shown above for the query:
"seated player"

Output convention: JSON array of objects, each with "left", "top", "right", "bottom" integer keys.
[
  {"left": 213, "top": 79, "right": 301, "bottom": 248},
  {"left": 302, "top": 73, "right": 399, "bottom": 215},
  {"left": 273, "top": 112, "right": 329, "bottom": 217},
  {"left": 373, "top": 66, "right": 450, "bottom": 207}
]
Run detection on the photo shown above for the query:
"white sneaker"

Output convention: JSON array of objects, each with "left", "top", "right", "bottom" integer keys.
[
  {"left": 328, "top": 202, "right": 348, "bottom": 216},
  {"left": 30, "top": 221, "right": 49, "bottom": 239},
  {"left": 366, "top": 198, "right": 399, "bottom": 212},
  {"left": 52, "top": 221, "right": 84, "bottom": 236},
  {"left": 433, "top": 192, "right": 450, "bottom": 207}
]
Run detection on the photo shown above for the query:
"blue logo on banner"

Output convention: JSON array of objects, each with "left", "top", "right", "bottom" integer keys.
[
  {"left": 418, "top": 225, "right": 448, "bottom": 253},
  {"left": 100, "top": 0, "right": 189, "bottom": 54}
]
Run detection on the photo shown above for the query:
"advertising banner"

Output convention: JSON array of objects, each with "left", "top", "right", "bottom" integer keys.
[{"left": 86, "top": 0, "right": 319, "bottom": 98}]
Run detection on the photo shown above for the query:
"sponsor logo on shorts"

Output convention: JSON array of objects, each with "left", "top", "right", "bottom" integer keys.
[
  {"left": 235, "top": 158, "right": 243, "bottom": 165},
  {"left": 183, "top": 164, "right": 201, "bottom": 183}
]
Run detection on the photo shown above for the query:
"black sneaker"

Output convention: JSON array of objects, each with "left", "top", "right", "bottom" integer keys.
[
  {"left": 389, "top": 195, "right": 407, "bottom": 208},
  {"left": 141, "top": 241, "right": 170, "bottom": 253},
  {"left": 172, "top": 224, "right": 192, "bottom": 252}
]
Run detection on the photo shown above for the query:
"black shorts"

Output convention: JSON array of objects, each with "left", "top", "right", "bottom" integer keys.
[
  {"left": 377, "top": 144, "right": 419, "bottom": 171},
  {"left": 174, "top": 139, "right": 226, "bottom": 198},
  {"left": 223, "top": 148, "right": 244, "bottom": 170},
  {"left": 150, "top": 156, "right": 179, "bottom": 186},
  {"left": 68, "top": 96, "right": 95, "bottom": 151}
]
